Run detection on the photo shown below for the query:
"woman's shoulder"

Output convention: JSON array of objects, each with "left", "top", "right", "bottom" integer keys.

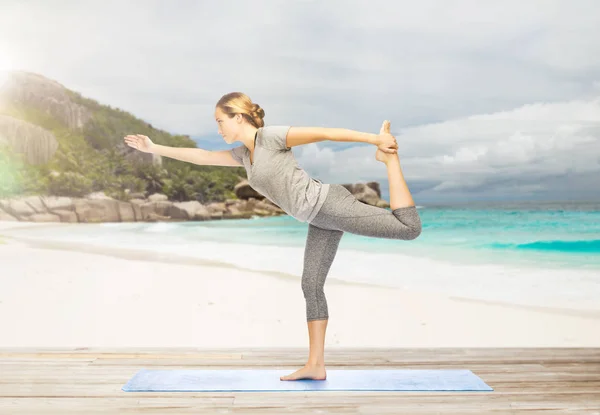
[{"left": 260, "top": 125, "right": 292, "bottom": 151}]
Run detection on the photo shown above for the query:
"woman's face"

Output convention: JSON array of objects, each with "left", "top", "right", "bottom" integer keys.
[{"left": 214, "top": 107, "right": 240, "bottom": 143}]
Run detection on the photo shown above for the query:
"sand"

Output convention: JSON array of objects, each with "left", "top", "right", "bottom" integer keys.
[{"left": 1, "top": 222, "right": 599, "bottom": 349}]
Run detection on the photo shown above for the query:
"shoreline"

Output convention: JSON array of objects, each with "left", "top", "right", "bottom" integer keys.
[
  {"left": 1, "top": 234, "right": 600, "bottom": 348},
  {"left": 3, "top": 233, "right": 600, "bottom": 320}
]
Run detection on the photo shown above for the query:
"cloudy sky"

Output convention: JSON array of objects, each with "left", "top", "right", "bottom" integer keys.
[{"left": 1, "top": 0, "right": 599, "bottom": 204}]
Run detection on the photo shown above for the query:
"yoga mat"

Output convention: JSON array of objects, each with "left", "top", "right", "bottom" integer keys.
[{"left": 122, "top": 369, "right": 493, "bottom": 392}]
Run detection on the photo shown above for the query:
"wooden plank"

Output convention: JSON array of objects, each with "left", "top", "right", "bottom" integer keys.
[
  {"left": 0, "top": 362, "right": 563, "bottom": 375},
  {"left": 0, "top": 348, "right": 597, "bottom": 414},
  {"left": 1, "top": 369, "right": 597, "bottom": 384},
  {"left": 3, "top": 347, "right": 599, "bottom": 358},
  {"left": 0, "top": 353, "right": 241, "bottom": 360},
  {"left": 0, "top": 383, "right": 598, "bottom": 399},
  {"left": 0, "top": 397, "right": 236, "bottom": 414}
]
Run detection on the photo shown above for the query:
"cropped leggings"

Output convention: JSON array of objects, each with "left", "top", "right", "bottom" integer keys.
[{"left": 302, "top": 184, "right": 422, "bottom": 321}]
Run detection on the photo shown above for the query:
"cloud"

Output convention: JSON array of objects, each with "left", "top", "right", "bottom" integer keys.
[
  {"left": 295, "top": 97, "right": 600, "bottom": 200},
  {"left": 1, "top": 0, "right": 599, "bottom": 201},
  {"left": 2, "top": 0, "right": 599, "bottom": 133}
]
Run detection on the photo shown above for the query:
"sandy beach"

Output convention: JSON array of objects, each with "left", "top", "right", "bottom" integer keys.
[{"left": 1, "top": 222, "right": 599, "bottom": 349}]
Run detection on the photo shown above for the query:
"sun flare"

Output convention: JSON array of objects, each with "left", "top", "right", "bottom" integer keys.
[{"left": 0, "top": 52, "right": 14, "bottom": 87}]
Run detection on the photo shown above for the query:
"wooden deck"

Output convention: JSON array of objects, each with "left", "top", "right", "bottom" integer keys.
[{"left": 1, "top": 348, "right": 599, "bottom": 414}]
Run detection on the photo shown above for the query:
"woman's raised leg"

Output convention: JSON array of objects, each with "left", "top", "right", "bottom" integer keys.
[
  {"left": 376, "top": 120, "right": 416, "bottom": 210},
  {"left": 309, "top": 183, "right": 422, "bottom": 240}
]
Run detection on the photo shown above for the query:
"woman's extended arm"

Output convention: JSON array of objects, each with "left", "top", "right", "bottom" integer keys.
[
  {"left": 124, "top": 134, "right": 211, "bottom": 165},
  {"left": 324, "top": 128, "right": 379, "bottom": 145},
  {"left": 285, "top": 127, "right": 380, "bottom": 148},
  {"left": 151, "top": 144, "right": 211, "bottom": 164}
]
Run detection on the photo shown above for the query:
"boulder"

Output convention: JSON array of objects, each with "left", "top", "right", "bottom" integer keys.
[
  {"left": 20, "top": 195, "right": 47, "bottom": 213},
  {"left": 0, "top": 198, "right": 36, "bottom": 219},
  {"left": 52, "top": 209, "right": 78, "bottom": 223},
  {"left": 41, "top": 195, "right": 74, "bottom": 211},
  {"left": 341, "top": 182, "right": 384, "bottom": 206},
  {"left": 128, "top": 199, "right": 145, "bottom": 221},
  {"left": 234, "top": 180, "right": 265, "bottom": 200},
  {"left": 147, "top": 212, "right": 170, "bottom": 222},
  {"left": 139, "top": 201, "right": 172, "bottom": 220},
  {"left": 85, "top": 192, "right": 114, "bottom": 200},
  {"left": 28, "top": 213, "right": 61, "bottom": 222},
  {"left": 74, "top": 199, "right": 120, "bottom": 223},
  {"left": 117, "top": 201, "right": 136, "bottom": 222},
  {"left": 169, "top": 201, "right": 203, "bottom": 220},
  {"left": 0, "top": 71, "right": 92, "bottom": 130},
  {"left": 147, "top": 193, "right": 168, "bottom": 202},
  {"left": 0, "top": 115, "right": 59, "bottom": 165},
  {"left": 192, "top": 205, "right": 213, "bottom": 221},
  {"left": 0, "top": 206, "right": 18, "bottom": 221}
]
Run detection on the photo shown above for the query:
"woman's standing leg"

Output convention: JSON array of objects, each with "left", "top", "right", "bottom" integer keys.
[{"left": 280, "top": 223, "right": 343, "bottom": 381}]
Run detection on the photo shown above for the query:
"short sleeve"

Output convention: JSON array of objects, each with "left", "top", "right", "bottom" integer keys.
[
  {"left": 229, "top": 145, "right": 246, "bottom": 165},
  {"left": 260, "top": 125, "right": 292, "bottom": 151}
]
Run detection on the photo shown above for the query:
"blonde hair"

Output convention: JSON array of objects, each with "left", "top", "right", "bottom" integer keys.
[{"left": 216, "top": 92, "right": 265, "bottom": 128}]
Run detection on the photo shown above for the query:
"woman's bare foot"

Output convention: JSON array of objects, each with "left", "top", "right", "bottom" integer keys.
[
  {"left": 280, "top": 364, "right": 327, "bottom": 381},
  {"left": 376, "top": 120, "right": 398, "bottom": 164}
]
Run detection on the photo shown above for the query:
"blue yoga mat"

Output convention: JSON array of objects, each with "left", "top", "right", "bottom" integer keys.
[{"left": 122, "top": 369, "right": 493, "bottom": 392}]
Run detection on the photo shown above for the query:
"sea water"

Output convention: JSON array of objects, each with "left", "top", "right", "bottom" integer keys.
[{"left": 2, "top": 200, "right": 599, "bottom": 310}]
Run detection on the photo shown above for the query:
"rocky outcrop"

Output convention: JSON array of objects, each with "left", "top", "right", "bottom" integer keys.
[
  {"left": 0, "top": 71, "right": 163, "bottom": 167},
  {"left": 0, "top": 192, "right": 287, "bottom": 223},
  {"left": 0, "top": 208, "right": 17, "bottom": 221},
  {"left": 0, "top": 181, "right": 390, "bottom": 224},
  {"left": 0, "top": 115, "right": 59, "bottom": 164},
  {"left": 113, "top": 140, "right": 163, "bottom": 167},
  {"left": 234, "top": 180, "right": 390, "bottom": 208},
  {"left": 234, "top": 180, "right": 263, "bottom": 200},
  {"left": 0, "top": 70, "right": 91, "bottom": 165},
  {"left": 341, "top": 182, "right": 389, "bottom": 208},
  {"left": 0, "top": 71, "right": 92, "bottom": 129}
]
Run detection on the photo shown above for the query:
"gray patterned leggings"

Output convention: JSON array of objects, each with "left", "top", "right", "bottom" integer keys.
[{"left": 302, "top": 184, "right": 422, "bottom": 321}]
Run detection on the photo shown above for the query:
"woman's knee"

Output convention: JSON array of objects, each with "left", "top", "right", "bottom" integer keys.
[
  {"left": 301, "top": 277, "right": 322, "bottom": 296},
  {"left": 406, "top": 221, "right": 422, "bottom": 240},
  {"left": 392, "top": 206, "right": 422, "bottom": 240}
]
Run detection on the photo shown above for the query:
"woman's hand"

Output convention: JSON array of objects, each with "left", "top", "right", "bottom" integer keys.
[
  {"left": 376, "top": 120, "right": 398, "bottom": 153},
  {"left": 124, "top": 134, "right": 155, "bottom": 153}
]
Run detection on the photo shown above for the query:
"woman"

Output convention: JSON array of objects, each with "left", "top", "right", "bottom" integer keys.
[{"left": 124, "top": 92, "right": 422, "bottom": 381}]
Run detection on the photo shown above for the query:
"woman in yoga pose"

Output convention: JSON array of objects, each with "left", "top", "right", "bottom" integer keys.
[{"left": 124, "top": 92, "right": 422, "bottom": 381}]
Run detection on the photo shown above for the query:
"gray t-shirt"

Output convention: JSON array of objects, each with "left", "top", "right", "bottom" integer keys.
[{"left": 229, "top": 125, "right": 330, "bottom": 223}]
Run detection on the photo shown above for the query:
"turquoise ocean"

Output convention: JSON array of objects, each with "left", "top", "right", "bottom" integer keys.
[{"left": 2, "top": 200, "right": 599, "bottom": 311}]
